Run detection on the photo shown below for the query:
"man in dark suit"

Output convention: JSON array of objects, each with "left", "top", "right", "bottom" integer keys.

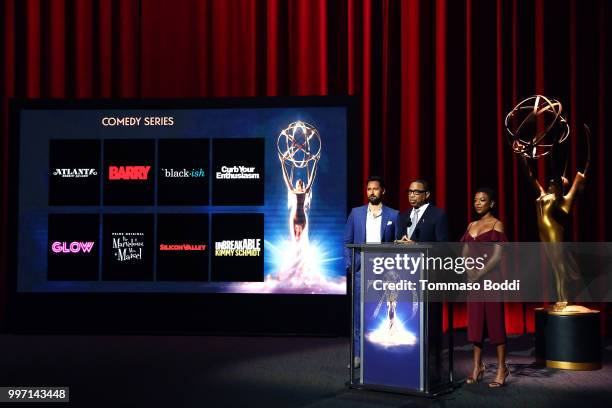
[
  {"left": 397, "top": 179, "right": 448, "bottom": 378},
  {"left": 344, "top": 176, "right": 399, "bottom": 368},
  {"left": 397, "top": 179, "right": 449, "bottom": 242}
]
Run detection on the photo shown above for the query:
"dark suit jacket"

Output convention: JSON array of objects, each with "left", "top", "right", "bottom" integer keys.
[
  {"left": 344, "top": 204, "right": 399, "bottom": 271},
  {"left": 397, "top": 204, "right": 449, "bottom": 242}
]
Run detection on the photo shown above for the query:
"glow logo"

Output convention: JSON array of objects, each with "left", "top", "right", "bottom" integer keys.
[{"left": 51, "top": 241, "right": 95, "bottom": 253}]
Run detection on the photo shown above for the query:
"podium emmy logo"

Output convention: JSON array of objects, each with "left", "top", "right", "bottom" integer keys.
[
  {"left": 51, "top": 241, "right": 95, "bottom": 253},
  {"left": 108, "top": 165, "right": 151, "bottom": 180}
]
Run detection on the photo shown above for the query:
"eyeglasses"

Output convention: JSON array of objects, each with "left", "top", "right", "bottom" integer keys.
[{"left": 408, "top": 190, "right": 427, "bottom": 195}]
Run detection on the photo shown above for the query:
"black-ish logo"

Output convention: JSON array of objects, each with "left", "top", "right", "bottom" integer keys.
[{"left": 161, "top": 168, "right": 206, "bottom": 178}]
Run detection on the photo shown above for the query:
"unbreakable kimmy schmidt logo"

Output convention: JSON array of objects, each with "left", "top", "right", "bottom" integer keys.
[
  {"left": 51, "top": 241, "right": 95, "bottom": 253},
  {"left": 215, "top": 239, "right": 261, "bottom": 256},
  {"left": 52, "top": 168, "right": 98, "bottom": 178},
  {"left": 108, "top": 165, "right": 151, "bottom": 180},
  {"left": 160, "top": 168, "right": 206, "bottom": 178}
]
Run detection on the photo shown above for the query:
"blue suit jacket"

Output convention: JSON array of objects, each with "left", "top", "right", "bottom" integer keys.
[{"left": 344, "top": 204, "right": 399, "bottom": 272}]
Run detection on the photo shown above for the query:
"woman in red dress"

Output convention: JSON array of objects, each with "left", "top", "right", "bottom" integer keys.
[{"left": 462, "top": 187, "right": 509, "bottom": 388}]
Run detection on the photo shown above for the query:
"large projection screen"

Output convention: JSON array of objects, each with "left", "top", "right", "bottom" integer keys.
[{"left": 8, "top": 97, "right": 355, "bottom": 334}]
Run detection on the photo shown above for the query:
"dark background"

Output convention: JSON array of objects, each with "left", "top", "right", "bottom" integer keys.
[
  {"left": 49, "top": 139, "right": 100, "bottom": 205},
  {"left": 102, "top": 213, "right": 154, "bottom": 281},
  {"left": 157, "top": 213, "right": 209, "bottom": 282},
  {"left": 211, "top": 213, "right": 264, "bottom": 282},
  {"left": 0, "top": 0, "right": 610, "bottom": 335},
  {"left": 103, "top": 139, "right": 155, "bottom": 205},
  {"left": 158, "top": 138, "right": 209, "bottom": 205},
  {"left": 48, "top": 213, "right": 99, "bottom": 281},
  {"left": 211, "top": 138, "right": 265, "bottom": 206}
]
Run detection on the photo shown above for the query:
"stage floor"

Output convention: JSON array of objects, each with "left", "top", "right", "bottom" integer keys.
[{"left": 1, "top": 331, "right": 611, "bottom": 407}]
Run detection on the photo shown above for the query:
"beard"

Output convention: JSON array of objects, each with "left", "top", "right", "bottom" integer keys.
[{"left": 368, "top": 195, "right": 382, "bottom": 205}]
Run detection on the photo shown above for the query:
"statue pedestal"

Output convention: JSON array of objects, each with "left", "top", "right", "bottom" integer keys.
[{"left": 535, "top": 307, "right": 601, "bottom": 370}]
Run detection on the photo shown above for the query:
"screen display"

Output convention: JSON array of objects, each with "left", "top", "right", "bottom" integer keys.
[{"left": 15, "top": 101, "right": 348, "bottom": 295}]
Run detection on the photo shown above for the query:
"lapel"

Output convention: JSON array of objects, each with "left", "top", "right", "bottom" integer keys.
[
  {"left": 418, "top": 205, "right": 432, "bottom": 228},
  {"left": 360, "top": 205, "right": 368, "bottom": 243},
  {"left": 409, "top": 205, "right": 430, "bottom": 240},
  {"left": 379, "top": 206, "right": 389, "bottom": 238}
]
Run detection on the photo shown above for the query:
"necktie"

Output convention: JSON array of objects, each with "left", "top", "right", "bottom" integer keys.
[{"left": 408, "top": 208, "right": 418, "bottom": 239}]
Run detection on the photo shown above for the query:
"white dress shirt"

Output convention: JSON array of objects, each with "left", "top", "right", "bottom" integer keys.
[{"left": 366, "top": 204, "right": 383, "bottom": 243}]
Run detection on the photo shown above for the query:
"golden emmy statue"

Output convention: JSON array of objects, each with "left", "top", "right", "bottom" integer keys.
[{"left": 505, "top": 95, "right": 591, "bottom": 312}]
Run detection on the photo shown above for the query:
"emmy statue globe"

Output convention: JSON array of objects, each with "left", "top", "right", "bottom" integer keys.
[{"left": 505, "top": 95, "right": 600, "bottom": 370}]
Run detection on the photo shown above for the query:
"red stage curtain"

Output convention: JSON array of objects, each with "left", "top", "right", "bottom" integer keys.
[{"left": 1, "top": 0, "right": 610, "bottom": 333}]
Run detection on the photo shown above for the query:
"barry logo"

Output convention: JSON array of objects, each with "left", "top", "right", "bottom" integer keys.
[
  {"left": 108, "top": 165, "right": 151, "bottom": 180},
  {"left": 51, "top": 241, "right": 95, "bottom": 253}
]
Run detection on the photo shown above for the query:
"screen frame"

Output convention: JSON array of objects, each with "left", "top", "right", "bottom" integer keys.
[{"left": 7, "top": 96, "right": 360, "bottom": 335}]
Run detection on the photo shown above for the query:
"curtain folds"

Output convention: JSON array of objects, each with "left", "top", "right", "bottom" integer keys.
[{"left": 1, "top": 0, "right": 610, "bottom": 333}]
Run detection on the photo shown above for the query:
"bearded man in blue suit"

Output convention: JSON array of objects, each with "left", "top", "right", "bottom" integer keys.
[{"left": 344, "top": 176, "right": 399, "bottom": 368}]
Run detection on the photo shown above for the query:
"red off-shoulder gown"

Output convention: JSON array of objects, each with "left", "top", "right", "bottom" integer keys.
[{"left": 460, "top": 228, "right": 508, "bottom": 345}]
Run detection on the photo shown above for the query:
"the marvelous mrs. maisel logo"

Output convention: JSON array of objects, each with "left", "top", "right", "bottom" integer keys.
[{"left": 112, "top": 232, "right": 145, "bottom": 262}]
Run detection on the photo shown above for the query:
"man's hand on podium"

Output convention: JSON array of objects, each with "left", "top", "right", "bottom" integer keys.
[{"left": 394, "top": 235, "right": 415, "bottom": 244}]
